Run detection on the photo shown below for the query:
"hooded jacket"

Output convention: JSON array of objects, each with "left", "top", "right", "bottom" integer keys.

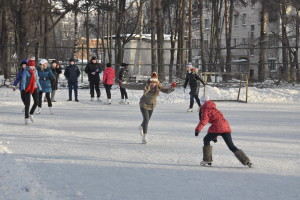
[
  {"left": 195, "top": 100, "right": 231, "bottom": 133},
  {"left": 38, "top": 67, "right": 55, "bottom": 93},
  {"left": 183, "top": 72, "right": 205, "bottom": 96},
  {"left": 102, "top": 67, "right": 115, "bottom": 85}
]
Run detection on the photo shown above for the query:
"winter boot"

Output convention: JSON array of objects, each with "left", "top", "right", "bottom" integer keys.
[
  {"left": 36, "top": 107, "right": 42, "bottom": 114},
  {"left": 119, "top": 99, "right": 125, "bottom": 104},
  {"left": 138, "top": 125, "right": 144, "bottom": 136},
  {"left": 29, "top": 115, "right": 35, "bottom": 122},
  {"left": 25, "top": 118, "right": 29, "bottom": 125},
  {"left": 234, "top": 149, "right": 252, "bottom": 168},
  {"left": 200, "top": 145, "right": 213, "bottom": 166},
  {"left": 142, "top": 134, "right": 148, "bottom": 144},
  {"left": 49, "top": 107, "right": 54, "bottom": 115}
]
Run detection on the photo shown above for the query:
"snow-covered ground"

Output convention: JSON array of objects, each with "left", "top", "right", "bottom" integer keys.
[{"left": 1, "top": 85, "right": 300, "bottom": 200}]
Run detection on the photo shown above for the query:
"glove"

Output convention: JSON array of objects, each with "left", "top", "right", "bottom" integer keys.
[
  {"left": 195, "top": 131, "right": 199, "bottom": 137},
  {"left": 171, "top": 82, "right": 177, "bottom": 88},
  {"left": 212, "top": 137, "right": 217, "bottom": 143},
  {"left": 12, "top": 86, "right": 16, "bottom": 91}
]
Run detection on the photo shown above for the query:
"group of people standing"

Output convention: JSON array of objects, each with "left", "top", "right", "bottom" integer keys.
[{"left": 13, "top": 59, "right": 62, "bottom": 124}]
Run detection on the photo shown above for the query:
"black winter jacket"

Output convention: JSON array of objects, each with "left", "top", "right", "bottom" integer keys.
[
  {"left": 64, "top": 64, "right": 80, "bottom": 83},
  {"left": 183, "top": 72, "right": 205, "bottom": 96},
  {"left": 51, "top": 67, "right": 62, "bottom": 90},
  {"left": 84, "top": 62, "right": 103, "bottom": 81}
]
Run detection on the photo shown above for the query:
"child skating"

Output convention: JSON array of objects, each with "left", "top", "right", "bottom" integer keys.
[
  {"left": 122, "top": 72, "right": 176, "bottom": 144},
  {"left": 195, "top": 96, "right": 252, "bottom": 167}
]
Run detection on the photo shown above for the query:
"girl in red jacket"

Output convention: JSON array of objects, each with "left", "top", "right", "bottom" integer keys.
[
  {"left": 102, "top": 63, "right": 115, "bottom": 104},
  {"left": 195, "top": 97, "right": 252, "bottom": 167}
]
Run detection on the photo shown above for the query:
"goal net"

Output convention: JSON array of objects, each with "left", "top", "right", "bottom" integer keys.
[{"left": 200, "top": 72, "right": 249, "bottom": 103}]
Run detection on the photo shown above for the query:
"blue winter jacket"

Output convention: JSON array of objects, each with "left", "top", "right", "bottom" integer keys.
[
  {"left": 13, "top": 70, "right": 24, "bottom": 90},
  {"left": 21, "top": 67, "right": 42, "bottom": 91},
  {"left": 38, "top": 67, "right": 55, "bottom": 93}
]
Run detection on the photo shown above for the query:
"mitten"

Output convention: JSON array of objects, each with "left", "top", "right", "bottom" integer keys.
[
  {"left": 171, "top": 82, "right": 177, "bottom": 88},
  {"left": 195, "top": 131, "right": 199, "bottom": 137}
]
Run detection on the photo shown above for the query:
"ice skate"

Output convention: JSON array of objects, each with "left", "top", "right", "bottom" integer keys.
[
  {"left": 29, "top": 115, "right": 35, "bottom": 122},
  {"left": 105, "top": 99, "right": 112, "bottom": 105},
  {"left": 234, "top": 149, "right": 252, "bottom": 168},
  {"left": 187, "top": 108, "right": 193, "bottom": 112},
  {"left": 97, "top": 97, "right": 102, "bottom": 102},
  {"left": 119, "top": 99, "right": 125, "bottom": 104},
  {"left": 91, "top": 97, "right": 94, "bottom": 101},
  {"left": 200, "top": 161, "right": 212, "bottom": 166},
  {"left": 138, "top": 125, "right": 144, "bottom": 136},
  {"left": 142, "top": 134, "right": 147, "bottom": 144},
  {"left": 36, "top": 107, "right": 41, "bottom": 114},
  {"left": 125, "top": 99, "right": 129, "bottom": 104},
  {"left": 49, "top": 107, "right": 54, "bottom": 115},
  {"left": 25, "top": 118, "right": 29, "bottom": 125}
]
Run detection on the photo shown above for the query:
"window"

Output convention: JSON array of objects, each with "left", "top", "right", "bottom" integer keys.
[
  {"left": 233, "top": 38, "right": 237, "bottom": 47},
  {"left": 251, "top": 25, "right": 255, "bottom": 32},
  {"left": 268, "top": 58, "right": 277, "bottom": 71},
  {"left": 242, "top": 14, "right": 247, "bottom": 25},
  {"left": 204, "top": 40, "right": 209, "bottom": 49},
  {"left": 205, "top": 19, "right": 210, "bottom": 29},
  {"left": 192, "top": 39, "right": 200, "bottom": 49},
  {"left": 250, "top": 45, "right": 254, "bottom": 56},
  {"left": 234, "top": 14, "right": 239, "bottom": 26},
  {"left": 269, "top": 34, "right": 278, "bottom": 47},
  {"left": 242, "top": 38, "right": 246, "bottom": 45}
]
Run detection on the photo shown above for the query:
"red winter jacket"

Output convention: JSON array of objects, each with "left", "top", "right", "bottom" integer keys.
[
  {"left": 102, "top": 67, "right": 115, "bottom": 85},
  {"left": 195, "top": 100, "right": 231, "bottom": 134}
]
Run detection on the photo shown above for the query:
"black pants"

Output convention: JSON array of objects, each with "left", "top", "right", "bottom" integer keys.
[
  {"left": 38, "top": 91, "right": 52, "bottom": 108},
  {"left": 120, "top": 87, "right": 128, "bottom": 99},
  {"left": 189, "top": 94, "right": 201, "bottom": 108},
  {"left": 68, "top": 81, "right": 78, "bottom": 100},
  {"left": 203, "top": 133, "right": 238, "bottom": 153},
  {"left": 20, "top": 91, "right": 26, "bottom": 105},
  {"left": 23, "top": 89, "right": 39, "bottom": 118},
  {"left": 104, "top": 84, "right": 112, "bottom": 99},
  {"left": 89, "top": 79, "right": 100, "bottom": 98},
  {"left": 140, "top": 107, "right": 154, "bottom": 134}
]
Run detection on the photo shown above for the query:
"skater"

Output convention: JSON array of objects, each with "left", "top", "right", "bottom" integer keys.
[
  {"left": 50, "top": 60, "right": 62, "bottom": 102},
  {"left": 37, "top": 59, "right": 55, "bottom": 114},
  {"left": 21, "top": 59, "right": 42, "bottom": 124},
  {"left": 122, "top": 72, "right": 177, "bottom": 144},
  {"left": 195, "top": 96, "right": 252, "bottom": 167},
  {"left": 64, "top": 58, "right": 80, "bottom": 102},
  {"left": 13, "top": 60, "right": 27, "bottom": 112},
  {"left": 102, "top": 63, "right": 115, "bottom": 104},
  {"left": 118, "top": 62, "right": 129, "bottom": 104},
  {"left": 85, "top": 56, "right": 103, "bottom": 101},
  {"left": 183, "top": 65, "right": 205, "bottom": 112}
]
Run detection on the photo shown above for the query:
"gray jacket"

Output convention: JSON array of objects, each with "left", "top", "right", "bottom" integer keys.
[{"left": 122, "top": 83, "right": 174, "bottom": 110}]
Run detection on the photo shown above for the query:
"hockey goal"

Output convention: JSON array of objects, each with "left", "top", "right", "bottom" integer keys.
[{"left": 201, "top": 72, "right": 249, "bottom": 103}]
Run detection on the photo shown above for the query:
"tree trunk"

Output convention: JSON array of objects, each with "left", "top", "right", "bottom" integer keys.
[
  {"left": 188, "top": 0, "right": 193, "bottom": 63},
  {"left": 198, "top": 0, "right": 207, "bottom": 72},
  {"left": 280, "top": 0, "right": 290, "bottom": 81},
  {"left": 225, "top": 0, "right": 234, "bottom": 74},
  {"left": 150, "top": 0, "right": 157, "bottom": 72},
  {"left": 156, "top": 0, "right": 165, "bottom": 80},
  {"left": 85, "top": 5, "right": 90, "bottom": 60},
  {"left": 296, "top": 6, "right": 300, "bottom": 82},
  {"left": 258, "top": 2, "right": 267, "bottom": 82},
  {"left": 72, "top": 10, "right": 79, "bottom": 58},
  {"left": 0, "top": 2, "right": 9, "bottom": 79}
]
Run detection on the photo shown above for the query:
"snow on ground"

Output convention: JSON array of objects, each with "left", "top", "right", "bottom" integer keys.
[{"left": 1, "top": 85, "right": 300, "bottom": 200}]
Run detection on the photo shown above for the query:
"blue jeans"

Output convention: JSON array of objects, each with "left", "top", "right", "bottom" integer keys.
[
  {"left": 68, "top": 81, "right": 78, "bottom": 100},
  {"left": 203, "top": 133, "right": 238, "bottom": 153}
]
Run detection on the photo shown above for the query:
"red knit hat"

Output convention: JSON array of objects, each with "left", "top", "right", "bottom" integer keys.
[{"left": 27, "top": 60, "right": 36, "bottom": 66}]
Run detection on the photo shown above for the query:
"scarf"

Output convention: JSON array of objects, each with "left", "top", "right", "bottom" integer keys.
[{"left": 25, "top": 69, "right": 37, "bottom": 94}]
